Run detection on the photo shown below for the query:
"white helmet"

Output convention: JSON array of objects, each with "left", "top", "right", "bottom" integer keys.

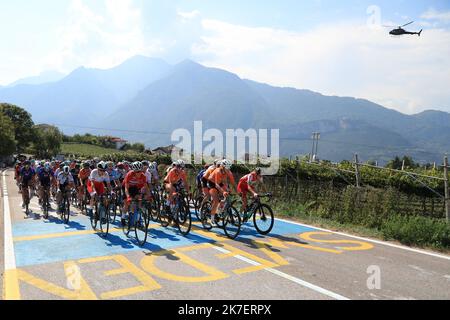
[
  {"left": 131, "top": 161, "right": 143, "bottom": 172},
  {"left": 176, "top": 160, "right": 185, "bottom": 169},
  {"left": 221, "top": 159, "right": 232, "bottom": 170},
  {"left": 149, "top": 162, "right": 157, "bottom": 171}
]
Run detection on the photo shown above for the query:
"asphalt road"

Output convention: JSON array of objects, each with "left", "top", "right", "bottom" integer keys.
[{"left": 1, "top": 168, "right": 449, "bottom": 300}]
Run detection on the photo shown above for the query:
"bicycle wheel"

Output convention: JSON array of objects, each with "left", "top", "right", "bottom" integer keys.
[
  {"left": 159, "top": 205, "right": 170, "bottom": 228},
  {"left": 43, "top": 192, "right": 49, "bottom": 219},
  {"left": 176, "top": 202, "right": 191, "bottom": 236},
  {"left": 135, "top": 208, "right": 149, "bottom": 246},
  {"left": 224, "top": 206, "right": 242, "bottom": 240},
  {"left": 63, "top": 198, "right": 70, "bottom": 224},
  {"left": 253, "top": 204, "right": 274, "bottom": 235},
  {"left": 200, "top": 201, "right": 212, "bottom": 230},
  {"left": 99, "top": 204, "right": 110, "bottom": 237},
  {"left": 91, "top": 205, "right": 99, "bottom": 230},
  {"left": 122, "top": 213, "right": 132, "bottom": 237},
  {"left": 194, "top": 195, "right": 204, "bottom": 220}
]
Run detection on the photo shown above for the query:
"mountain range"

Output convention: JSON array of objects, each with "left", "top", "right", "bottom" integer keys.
[{"left": 0, "top": 55, "right": 449, "bottom": 163}]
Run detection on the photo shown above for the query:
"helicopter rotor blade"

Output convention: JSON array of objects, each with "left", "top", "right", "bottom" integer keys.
[
  {"left": 402, "top": 21, "right": 414, "bottom": 27},
  {"left": 382, "top": 25, "right": 396, "bottom": 28}
]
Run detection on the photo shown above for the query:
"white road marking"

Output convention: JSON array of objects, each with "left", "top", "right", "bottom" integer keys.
[
  {"left": 276, "top": 218, "right": 450, "bottom": 261},
  {"left": 213, "top": 246, "right": 350, "bottom": 300},
  {"left": 2, "top": 170, "right": 16, "bottom": 271}
]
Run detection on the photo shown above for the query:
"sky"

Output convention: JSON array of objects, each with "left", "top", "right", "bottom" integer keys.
[{"left": 0, "top": 0, "right": 450, "bottom": 114}]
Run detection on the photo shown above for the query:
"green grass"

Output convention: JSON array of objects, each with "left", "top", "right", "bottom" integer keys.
[
  {"left": 61, "top": 143, "right": 125, "bottom": 157},
  {"left": 272, "top": 200, "right": 450, "bottom": 253}
]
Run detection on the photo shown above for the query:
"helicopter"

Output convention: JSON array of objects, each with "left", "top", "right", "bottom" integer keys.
[{"left": 384, "top": 21, "right": 423, "bottom": 36}]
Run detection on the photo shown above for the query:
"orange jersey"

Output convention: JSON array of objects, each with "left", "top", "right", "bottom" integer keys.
[
  {"left": 165, "top": 168, "right": 187, "bottom": 185},
  {"left": 78, "top": 168, "right": 91, "bottom": 181},
  {"left": 203, "top": 166, "right": 217, "bottom": 182},
  {"left": 210, "top": 168, "right": 235, "bottom": 187}
]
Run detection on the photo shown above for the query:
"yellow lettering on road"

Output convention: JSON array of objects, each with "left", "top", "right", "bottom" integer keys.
[
  {"left": 300, "top": 232, "right": 374, "bottom": 251},
  {"left": 15, "top": 267, "right": 96, "bottom": 300},
  {"left": 78, "top": 255, "right": 161, "bottom": 300},
  {"left": 216, "top": 242, "right": 281, "bottom": 275},
  {"left": 141, "top": 244, "right": 229, "bottom": 283}
]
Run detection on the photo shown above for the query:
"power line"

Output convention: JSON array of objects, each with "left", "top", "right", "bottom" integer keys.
[{"left": 53, "top": 123, "right": 437, "bottom": 154}]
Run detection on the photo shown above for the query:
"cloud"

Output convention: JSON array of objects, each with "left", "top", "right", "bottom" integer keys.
[
  {"left": 192, "top": 19, "right": 450, "bottom": 114},
  {"left": 43, "top": 0, "right": 158, "bottom": 73},
  {"left": 421, "top": 8, "right": 450, "bottom": 23}
]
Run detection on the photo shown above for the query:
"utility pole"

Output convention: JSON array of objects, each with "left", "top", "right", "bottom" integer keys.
[
  {"left": 310, "top": 132, "right": 320, "bottom": 162},
  {"left": 444, "top": 156, "right": 449, "bottom": 223},
  {"left": 354, "top": 154, "right": 361, "bottom": 188}
]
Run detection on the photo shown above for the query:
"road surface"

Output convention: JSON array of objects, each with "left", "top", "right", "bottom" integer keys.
[{"left": 1, "top": 168, "right": 449, "bottom": 300}]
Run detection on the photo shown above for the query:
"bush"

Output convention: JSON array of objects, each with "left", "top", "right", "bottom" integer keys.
[{"left": 382, "top": 215, "right": 450, "bottom": 249}]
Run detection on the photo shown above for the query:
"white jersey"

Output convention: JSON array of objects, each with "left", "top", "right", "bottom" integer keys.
[
  {"left": 57, "top": 172, "right": 74, "bottom": 185},
  {"left": 149, "top": 168, "right": 159, "bottom": 181},
  {"left": 89, "top": 169, "right": 110, "bottom": 183},
  {"left": 145, "top": 169, "right": 152, "bottom": 185}
]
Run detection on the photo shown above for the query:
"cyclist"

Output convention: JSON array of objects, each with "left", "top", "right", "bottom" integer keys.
[
  {"left": 78, "top": 161, "right": 92, "bottom": 209},
  {"left": 122, "top": 162, "right": 149, "bottom": 226},
  {"left": 149, "top": 162, "right": 160, "bottom": 187},
  {"left": 19, "top": 161, "right": 36, "bottom": 209},
  {"left": 87, "top": 162, "right": 112, "bottom": 217},
  {"left": 56, "top": 166, "right": 75, "bottom": 214},
  {"left": 237, "top": 168, "right": 266, "bottom": 214},
  {"left": 71, "top": 163, "right": 81, "bottom": 202},
  {"left": 200, "top": 159, "right": 221, "bottom": 204},
  {"left": 164, "top": 160, "right": 190, "bottom": 209},
  {"left": 208, "top": 160, "right": 237, "bottom": 227},
  {"left": 37, "top": 162, "right": 55, "bottom": 210}
]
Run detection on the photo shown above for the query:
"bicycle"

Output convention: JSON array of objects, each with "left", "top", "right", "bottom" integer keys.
[
  {"left": 122, "top": 198, "right": 150, "bottom": 246},
  {"left": 22, "top": 183, "right": 31, "bottom": 216},
  {"left": 242, "top": 193, "right": 275, "bottom": 235},
  {"left": 90, "top": 193, "right": 111, "bottom": 238},
  {"left": 149, "top": 188, "right": 161, "bottom": 223},
  {"left": 109, "top": 186, "right": 123, "bottom": 224},
  {"left": 200, "top": 194, "right": 242, "bottom": 239},
  {"left": 160, "top": 188, "right": 192, "bottom": 236},
  {"left": 41, "top": 185, "right": 51, "bottom": 219},
  {"left": 58, "top": 189, "right": 71, "bottom": 224}
]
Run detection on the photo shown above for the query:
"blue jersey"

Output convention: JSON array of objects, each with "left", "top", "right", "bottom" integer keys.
[
  {"left": 108, "top": 169, "right": 121, "bottom": 181},
  {"left": 20, "top": 167, "right": 35, "bottom": 184},
  {"left": 38, "top": 169, "right": 54, "bottom": 186},
  {"left": 196, "top": 169, "right": 207, "bottom": 186}
]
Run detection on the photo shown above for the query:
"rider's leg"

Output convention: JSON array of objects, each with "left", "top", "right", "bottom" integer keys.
[{"left": 209, "top": 188, "right": 219, "bottom": 223}]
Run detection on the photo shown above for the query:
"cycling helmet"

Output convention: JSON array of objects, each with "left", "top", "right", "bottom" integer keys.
[
  {"left": 176, "top": 160, "right": 186, "bottom": 169},
  {"left": 63, "top": 166, "right": 70, "bottom": 174},
  {"left": 44, "top": 162, "right": 51, "bottom": 170},
  {"left": 24, "top": 161, "right": 31, "bottom": 166},
  {"left": 97, "top": 161, "right": 107, "bottom": 171},
  {"left": 83, "top": 161, "right": 90, "bottom": 168},
  {"left": 152, "top": 161, "right": 158, "bottom": 167},
  {"left": 142, "top": 161, "right": 150, "bottom": 167},
  {"left": 40, "top": 160, "right": 45, "bottom": 166},
  {"left": 214, "top": 159, "right": 221, "bottom": 166},
  {"left": 148, "top": 162, "right": 157, "bottom": 171},
  {"left": 106, "top": 161, "right": 114, "bottom": 168},
  {"left": 221, "top": 159, "right": 232, "bottom": 170},
  {"left": 131, "top": 161, "right": 143, "bottom": 172},
  {"left": 117, "top": 162, "right": 125, "bottom": 169},
  {"left": 255, "top": 167, "right": 262, "bottom": 175}
]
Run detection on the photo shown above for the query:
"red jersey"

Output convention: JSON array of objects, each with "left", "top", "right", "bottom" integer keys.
[{"left": 123, "top": 171, "right": 147, "bottom": 189}]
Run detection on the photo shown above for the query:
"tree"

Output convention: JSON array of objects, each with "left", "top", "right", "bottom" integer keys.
[
  {"left": 0, "top": 113, "right": 16, "bottom": 157},
  {"left": 32, "top": 124, "right": 63, "bottom": 159},
  {"left": 0, "top": 103, "right": 35, "bottom": 153}
]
